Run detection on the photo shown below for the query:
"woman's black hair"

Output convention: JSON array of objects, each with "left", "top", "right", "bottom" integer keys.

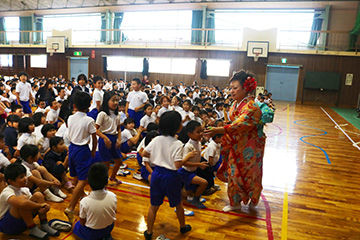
[
  {"left": 159, "top": 111, "right": 181, "bottom": 137},
  {"left": 230, "top": 70, "right": 255, "bottom": 89},
  {"left": 41, "top": 123, "right": 56, "bottom": 137},
  {"left": 145, "top": 130, "right": 159, "bottom": 146},
  {"left": 77, "top": 73, "right": 88, "bottom": 84},
  {"left": 99, "top": 91, "right": 118, "bottom": 116},
  {"left": 44, "top": 79, "right": 54, "bottom": 92},
  {"left": 32, "top": 112, "right": 45, "bottom": 127},
  {"left": 20, "top": 144, "right": 39, "bottom": 161},
  {"left": 18, "top": 117, "right": 35, "bottom": 133},
  {"left": 59, "top": 99, "right": 72, "bottom": 120}
]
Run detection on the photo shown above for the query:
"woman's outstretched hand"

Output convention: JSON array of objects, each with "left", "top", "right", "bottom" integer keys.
[{"left": 204, "top": 127, "right": 224, "bottom": 138}]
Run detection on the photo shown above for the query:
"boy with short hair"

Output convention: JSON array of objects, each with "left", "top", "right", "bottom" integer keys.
[
  {"left": 11, "top": 104, "right": 24, "bottom": 118},
  {"left": 46, "top": 99, "right": 60, "bottom": 125},
  {"left": 126, "top": 78, "right": 148, "bottom": 127},
  {"left": 65, "top": 91, "right": 97, "bottom": 223},
  {"left": 0, "top": 163, "right": 59, "bottom": 239},
  {"left": 73, "top": 162, "right": 117, "bottom": 240},
  {"left": 15, "top": 72, "right": 34, "bottom": 117}
]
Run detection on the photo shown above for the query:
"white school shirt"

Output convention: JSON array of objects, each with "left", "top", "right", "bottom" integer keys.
[
  {"left": 183, "top": 139, "right": 201, "bottom": 172},
  {"left": 0, "top": 152, "right": 10, "bottom": 170},
  {"left": 119, "top": 111, "right": 127, "bottom": 124},
  {"left": 215, "top": 109, "right": 224, "bottom": 120},
  {"left": 154, "top": 84, "right": 162, "bottom": 93},
  {"left": 202, "top": 139, "right": 220, "bottom": 166},
  {"left": 79, "top": 189, "right": 117, "bottom": 229},
  {"left": 137, "top": 138, "right": 152, "bottom": 167},
  {"left": 15, "top": 81, "right": 31, "bottom": 101},
  {"left": 121, "top": 128, "right": 137, "bottom": 144},
  {"left": 194, "top": 116, "right": 203, "bottom": 125},
  {"left": 157, "top": 106, "right": 170, "bottom": 118},
  {"left": 46, "top": 108, "right": 59, "bottom": 123},
  {"left": 37, "top": 137, "right": 50, "bottom": 153},
  {"left": 193, "top": 92, "right": 200, "bottom": 99},
  {"left": 126, "top": 91, "right": 148, "bottom": 110},
  {"left": 34, "top": 125, "right": 44, "bottom": 143},
  {"left": 55, "top": 123, "right": 67, "bottom": 137},
  {"left": 89, "top": 88, "right": 104, "bottom": 112},
  {"left": 9, "top": 93, "right": 17, "bottom": 103},
  {"left": 180, "top": 110, "right": 195, "bottom": 126},
  {"left": 55, "top": 95, "right": 67, "bottom": 102},
  {"left": 35, "top": 107, "right": 46, "bottom": 114},
  {"left": 144, "top": 135, "right": 183, "bottom": 171},
  {"left": 96, "top": 111, "right": 121, "bottom": 135},
  {"left": 171, "top": 105, "right": 183, "bottom": 113},
  {"left": 17, "top": 133, "right": 36, "bottom": 151},
  {"left": 68, "top": 112, "right": 96, "bottom": 146},
  {"left": 140, "top": 114, "right": 156, "bottom": 129},
  {"left": 0, "top": 185, "right": 32, "bottom": 219}
]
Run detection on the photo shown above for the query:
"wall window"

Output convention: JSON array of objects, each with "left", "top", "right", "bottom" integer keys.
[
  {"left": 4, "top": 17, "right": 19, "bottom": 43},
  {"left": 107, "top": 56, "right": 143, "bottom": 72},
  {"left": 30, "top": 55, "right": 47, "bottom": 68},
  {"left": 43, "top": 14, "right": 101, "bottom": 44},
  {"left": 0, "top": 54, "right": 13, "bottom": 67},
  {"left": 149, "top": 57, "right": 196, "bottom": 75},
  {"left": 215, "top": 10, "right": 315, "bottom": 48},
  {"left": 206, "top": 59, "right": 230, "bottom": 77},
  {"left": 121, "top": 11, "right": 192, "bottom": 43}
]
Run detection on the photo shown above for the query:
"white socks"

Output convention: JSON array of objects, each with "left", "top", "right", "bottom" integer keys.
[
  {"left": 29, "top": 226, "right": 48, "bottom": 239},
  {"left": 222, "top": 205, "right": 242, "bottom": 212},
  {"left": 44, "top": 189, "right": 63, "bottom": 202},
  {"left": 40, "top": 222, "right": 59, "bottom": 236},
  {"left": 51, "top": 186, "right": 67, "bottom": 199}
]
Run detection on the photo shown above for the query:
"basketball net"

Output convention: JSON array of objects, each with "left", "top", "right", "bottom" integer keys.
[{"left": 254, "top": 53, "right": 259, "bottom": 62}]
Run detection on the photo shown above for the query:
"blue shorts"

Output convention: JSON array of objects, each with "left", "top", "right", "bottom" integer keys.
[
  {"left": 141, "top": 165, "right": 153, "bottom": 181},
  {"left": 69, "top": 143, "right": 92, "bottom": 181},
  {"left": 121, "top": 141, "right": 131, "bottom": 154},
  {"left": 17, "top": 100, "right": 32, "bottom": 114},
  {"left": 137, "top": 153, "right": 142, "bottom": 166},
  {"left": 99, "top": 134, "right": 122, "bottom": 161},
  {"left": 87, "top": 108, "right": 99, "bottom": 121},
  {"left": 73, "top": 221, "right": 114, "bottom": 240},
  {"left": 212, "top": 156, "right": 222, "bottom": 172},
  {"left": 128, "top": 109, "right": 144, "bottom": 128},
  {"left": 150, "top": 166, "right": 182, "bottom": 207},
  {"left": 0, "top": 209, "right": 27, "bottom": 235},
  {"left": 178, "top": 167, "right": 197, "bottom": 191}
]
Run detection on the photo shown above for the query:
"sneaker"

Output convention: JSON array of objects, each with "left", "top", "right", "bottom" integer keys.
[
  {"left": 117, "top": 169, "right": 130, "bottom": 176},
  {"left": 186, "top": 196, "right": 206, "bottom": 203},
  {"left": 190, "top": 197, "right": 206, "bottom": 209},
  {"left": 144, "top": 230, "right": 153, "bottom": 240},
  {"left": 175, "top": 208, "right": 194, "bottom": 216},
  {"left": 64, "top": 208, "right": 74, "bottom": 224},
  {"left": 120, "top": 163, "right": 128, "bottom": 169},
  {"left": 44, "top": 189, "right": 63, "bottom": 203},
  {"left": 133, "top": 172, "right": 143, "bottom": 180},
  {"left": 213, "top": 184, "right": 221, "bottom": 191},
  {"left": 180, "top": 224, "right": 192, "bottom": 234},
  {"left": 109, "top": 177, "right": 122, "bottom": 185}
]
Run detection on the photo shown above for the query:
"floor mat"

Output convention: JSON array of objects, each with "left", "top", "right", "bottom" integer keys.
[{"left": 330, "top": 107, "right": 360, "bottom": 131}]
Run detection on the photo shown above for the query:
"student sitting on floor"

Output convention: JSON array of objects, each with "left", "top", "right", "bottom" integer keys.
[
  {"left": 73, "top": 162, "right": 117, "bottom": 240},
  {"left": 3, "top": 114, "right": 20, "bottom": 158},
  {"left": 0, "top": 163, "right": 59, "bottom": 239},
  {"left": 121, "top": 118, "right": 143, "bottom": 154}
]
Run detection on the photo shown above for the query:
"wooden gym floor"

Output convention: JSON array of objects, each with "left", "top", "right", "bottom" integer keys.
[{"left": 1, "top": 102, "right": 360, "bottom": 240}]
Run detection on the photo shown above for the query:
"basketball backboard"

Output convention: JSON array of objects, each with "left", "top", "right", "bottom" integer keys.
[
  {"left": 247, "top": 41, "right": 269, "bottom": 62},
  {"left": 46, "top": 36, "right": 66, "bottom": 55}
]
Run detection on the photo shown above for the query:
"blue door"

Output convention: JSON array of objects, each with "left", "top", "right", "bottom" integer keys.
[
  {"left": 265, "top": 65, "right": 300, "bottom": 102},
  {"left": 70, "top": 58, "right": 88, "bottom": 80}
]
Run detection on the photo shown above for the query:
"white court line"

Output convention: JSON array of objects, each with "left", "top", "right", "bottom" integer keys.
[
  {"left": 321, "top": 107, "right": 360, "bottom": 151},
  {"left": 121, "top": 181, "right": 150, "bottom": 189}
]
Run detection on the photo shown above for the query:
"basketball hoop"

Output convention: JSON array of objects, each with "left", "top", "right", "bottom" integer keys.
[{"left": 254, "top": 53, "right": 260, "bottom": 62}]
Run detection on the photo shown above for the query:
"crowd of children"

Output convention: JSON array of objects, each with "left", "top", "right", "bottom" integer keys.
[{"left": 0, "top": 72, "right": 273, "bottom": 240}]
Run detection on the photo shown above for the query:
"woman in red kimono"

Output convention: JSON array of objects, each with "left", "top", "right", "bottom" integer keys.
[{"left": 205, "top": 70, "right": 266, "bottom": 212}]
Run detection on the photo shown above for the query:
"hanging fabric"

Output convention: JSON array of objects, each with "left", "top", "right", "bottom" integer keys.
[
  {"left": 34, "top": 16, "right": 43, "bottom": 44},
  {"left": 191, "top": 10, "right": 203, "bottom": 45},
  {"left": 200, "top": 60, "right": 207, "bottom": 80},
  {"left": 0, "top": 17, "right": 6, "bottom": 44},
  {"left": 20, "top": 16, "right": 32, "bottom": 44},
  {"left": 113, "top": 12, "right": 124, "bottom": 44},
  {"left": 100, "top": 14, "right": 107, "bottom": 43},
  {"left": 308, "top": 13, "right": 323, "bottom": 47},
  {"left": 103, "top": 57, "right": 108, "bottom": 79},
  {"left": 142, "top": 58, "right": 149, "bottom": 78},
  {"left": 349, "top": 4, "right": 360, "bottom": 51},
  {"left": 206, "top": 12, "right": 215, "bottom": 45}
]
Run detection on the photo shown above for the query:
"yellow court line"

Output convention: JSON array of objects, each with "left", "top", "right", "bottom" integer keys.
[{"left": 282, "top": 104, "right": 290, "bottom": 240}]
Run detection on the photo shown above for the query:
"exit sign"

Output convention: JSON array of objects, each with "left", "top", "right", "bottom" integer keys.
[
  {"left": 281, "top": 58, "right": 287, "bottom": 64},
  {"left": 74, "top": 51, "right": 82, "bottom": 56}
]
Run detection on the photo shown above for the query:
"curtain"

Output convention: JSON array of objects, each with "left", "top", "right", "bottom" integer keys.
[
  {"left": 308, "top": 14, "right": 323, "bottom": 47},
  {"left": 142, "top": 58, "right": 149, "bottom": 77},
  {"left": 101, "top": 15, "right": 107, "bottom": 43},
  {"left": 20, "top": 16, "right": 32, "bottom": 44},
  {"left": 206, "top": 12, "right": 215, "bottom": 45},
  {"left": 200, "top": 60, "right": 207, "bottom": 79},
  {"left": 34, "top": 17, "right": 43, "bottom": 44},
  {"left": 113, "top": 12, "right": 124, "bottom": 43},
  {"left": 0, "top": 17, "right": 6, "bottom": 44},
  {"left": 103, "top": 57, "right": 108, "bottom": 79},
  {"left": 349, "top": 5, "right": 360, "bottom": 51},
  {"left": 191, "top": 10, "right": 203, "bottom": 45}
]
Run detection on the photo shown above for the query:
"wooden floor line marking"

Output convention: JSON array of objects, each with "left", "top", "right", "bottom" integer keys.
[{"left": 261, "top": 193, "right": 274, "bottom": 240}]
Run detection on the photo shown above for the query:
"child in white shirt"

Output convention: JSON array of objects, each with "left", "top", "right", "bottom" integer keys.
[
  {"left": 140, "top": 104, "right": 156, "bottom": 133},
  {"left": 88, "top": 76, "right": 104, "bottom": 120},
  {"left": 121, "top": 118, "right": 143, "bottom": 154}
]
